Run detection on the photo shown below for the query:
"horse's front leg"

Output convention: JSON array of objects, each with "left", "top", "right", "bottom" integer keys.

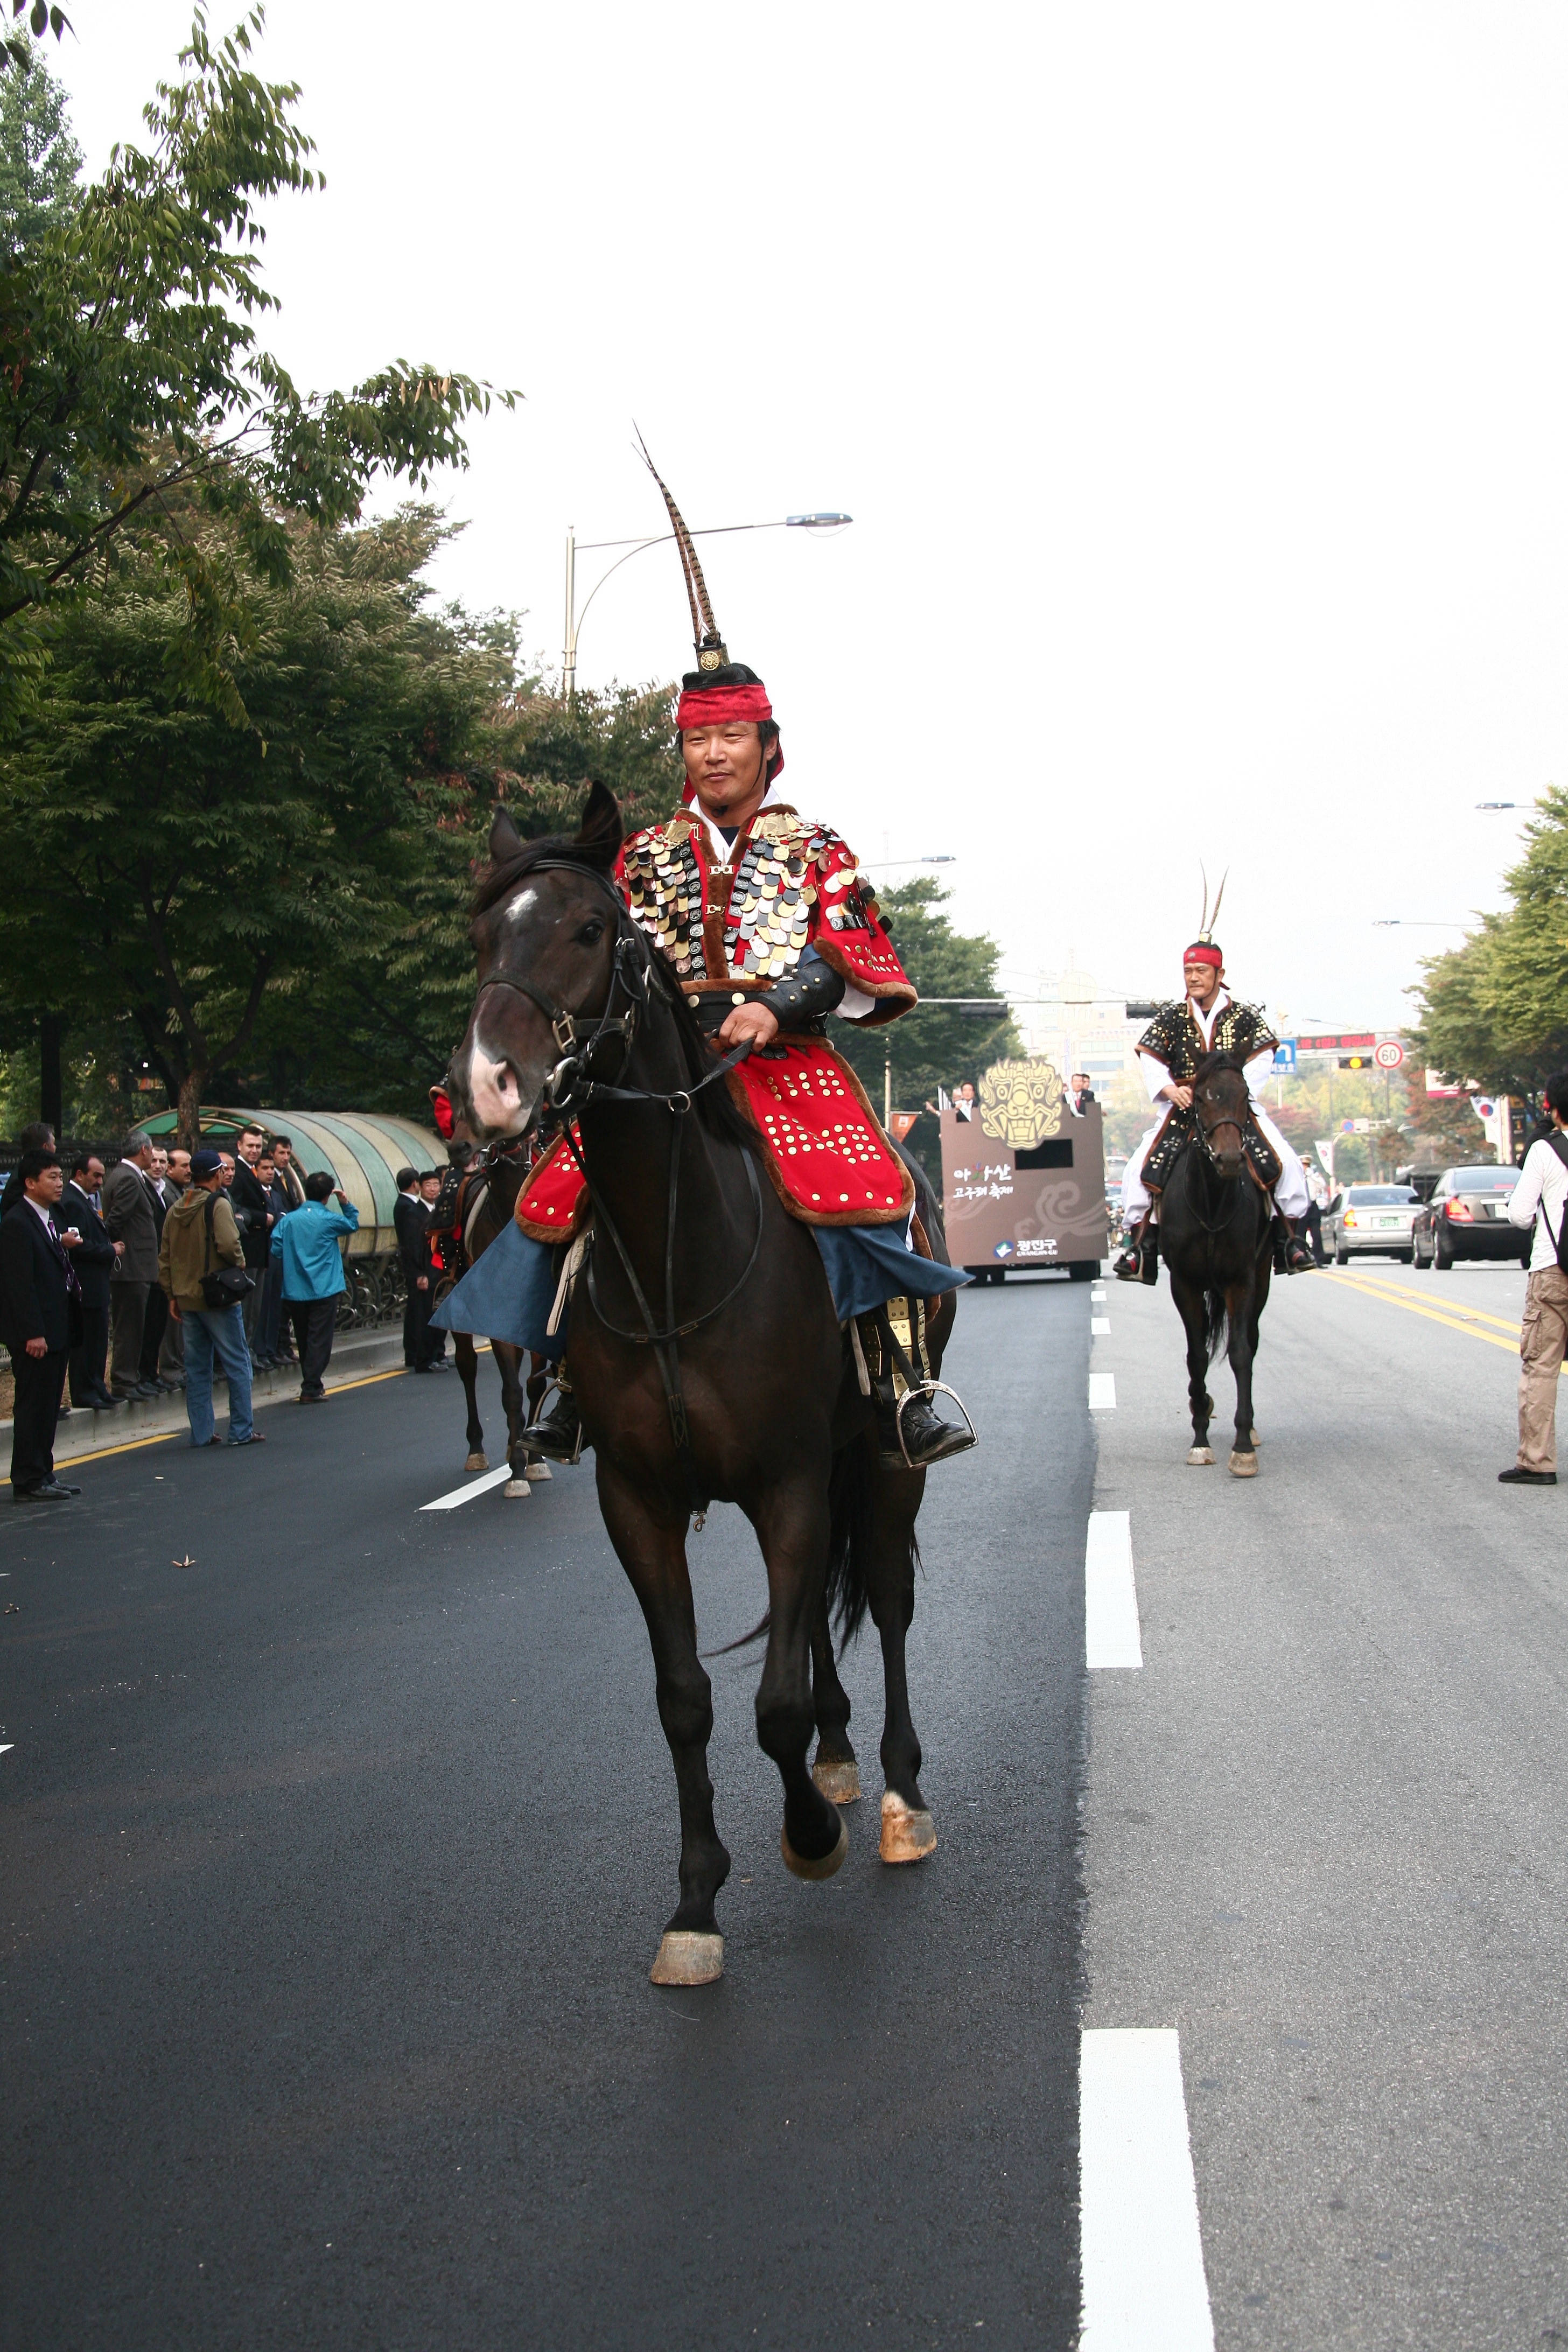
[
  {"left": 862, "top": 1445, "right": 938, "bottom": 1863},
  {"left": 1169, "top": 1271, "right": 1215, "bottom": 1464},
  {"left": 453, "top": 1332, "right": 486, "bottom": 1472},
  {"left": 810, "top": 1593, "right": 860, "bottom": 1803},
  {"left": 1226, "top": 1277, "right": 1259, "bottom": 1477},
  {"left": 753, "top": 1476, "right": 846, "bottom": 1879},
  {"left": 596, "top": 1458, "right": 730, "bottom": 1984},
  {"left": 491, "top": 1340, "right": 534, "bottom": 1494}
]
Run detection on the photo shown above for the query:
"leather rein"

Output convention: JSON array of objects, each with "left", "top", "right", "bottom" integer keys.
[{"left": 485, "top": 856, "right": 765, "bottom": 1517}]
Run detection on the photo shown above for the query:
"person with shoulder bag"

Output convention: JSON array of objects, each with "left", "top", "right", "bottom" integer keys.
[
  {"left": 157, "top": 1151, "right": 264, "bottom": 1449},
  {"left": 1502, "top": 1072, "right": 1568, "bottom": 1485}
]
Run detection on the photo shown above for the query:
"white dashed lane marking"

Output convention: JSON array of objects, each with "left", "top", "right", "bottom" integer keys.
[
  {"left": 420, "top": 1466, "right": 515, "bottom": 1512},
  {"left": 1080, "top": 2029, "right": 1215, "bottom": 2350},
  {"left": 1085, "top": 1510, "right": 1142, "bottom": 1669},
  {"left": 1091, "top": 1317, "right": 1111, "bottom": 1334},
  {"left": 1088, "top": 1373, "right": 1117, "bottom": 1410}
]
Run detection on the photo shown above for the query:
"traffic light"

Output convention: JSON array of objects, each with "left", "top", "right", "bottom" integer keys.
[{"left": 1338, "top": 1054, "right": 1374, "bottom": 1069}]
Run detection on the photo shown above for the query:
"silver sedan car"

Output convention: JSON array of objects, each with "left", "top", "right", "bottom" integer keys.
[{"left": 1325, "top": 1183, "right": 1422, "bottom": 1263}]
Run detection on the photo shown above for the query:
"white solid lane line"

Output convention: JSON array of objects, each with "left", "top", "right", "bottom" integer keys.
[
  {"left": 0, "top": 1745, "right": 12, "bottom": 1758},
  {"left": 420, "top": 1466, "right": 515, "bottom": 1512},
  {"left": 1080, "top": 2029, "right": 1215, "bottom": 2351},
  {"left": 1088, "top": 1372, "right": 1117, "bottom": 1410},
  {"left": 1091, "top": 1317, "right": 1111, "bottom": 1334},
  {"left": 1085, "top": 1510, "right": 1142, "bottom": 1670}
]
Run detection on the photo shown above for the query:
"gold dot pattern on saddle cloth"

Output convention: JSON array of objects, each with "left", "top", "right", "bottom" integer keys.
[{"left": 752, "top": 1059, "right": 901, "bottom": 1209}]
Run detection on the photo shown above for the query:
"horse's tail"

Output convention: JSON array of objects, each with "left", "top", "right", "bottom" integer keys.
[
  {"left": 1203, "top": 1285, "right": 1229, "bottom": 1365},
  {"left": 824, "top": 1437, "right": 876, "bottom": 1647},
  {"left": 705, "top": 1433, "right": 911, "bottom": 1660}
]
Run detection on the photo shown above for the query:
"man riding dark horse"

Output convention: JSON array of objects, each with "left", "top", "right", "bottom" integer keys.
[
  {"left": 1115, "top": 902, "right": 1314, "bottom": 1284},
  {"left": 439, "top": 450, "right": 975, "bottom": 1473}
]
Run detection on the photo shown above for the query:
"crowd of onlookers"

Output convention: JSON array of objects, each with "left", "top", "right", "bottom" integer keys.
[{"left": 0, "top": 1119, "right": 459, "bottom": 1502}]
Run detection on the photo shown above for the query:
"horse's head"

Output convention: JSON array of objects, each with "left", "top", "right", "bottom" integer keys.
[
  {"left": 1192, "top": 1052, "right": 1250, "bottom": 1181},
  {"left": 447, "top": 782, "right": 626, "bottom": 1142}
]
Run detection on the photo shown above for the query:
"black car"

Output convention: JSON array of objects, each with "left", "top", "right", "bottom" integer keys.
[{"left": 1411, "top": 1165, "right": 1528, "bottom": 1268}]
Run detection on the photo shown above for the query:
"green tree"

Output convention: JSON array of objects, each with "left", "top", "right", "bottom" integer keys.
[
  {"left": 0, "top": 51, "right": 76, "bottom": 247},
  {"left": 0, "top": 505, "right": 514, "bottom": 1141},
  {"left": 0, "top": 8, "right": 512, "bottom": 729}
]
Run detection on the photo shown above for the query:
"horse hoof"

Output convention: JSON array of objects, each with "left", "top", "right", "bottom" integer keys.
[
  {"left": 812, "top": 1757, "right": 862, "bottom": 1804},
  {"left": 524, "top": 1458, "right": 551, "bottom": 1481},
  {"left": 649, "top": 1930, "right": 723, "bottom": 1986},
  {"left": 503, "top": 1478, "right": 530, "bottom": 1498},
  {"left": 1187, "top": 1446, "right": 1215, "bottom": 1466},
  {"left": 879, "top": 1791, "right": 937, "bottom": 1864},
  {"left": 465, "top": 1451, "right": 488, "bottom": 1473},
  {"left": 1229, "top": 1449, "right": 1258, "bottom": 1478},
  {"left": 781, "top": 1815, "right": 849, "bottom": 1881}
]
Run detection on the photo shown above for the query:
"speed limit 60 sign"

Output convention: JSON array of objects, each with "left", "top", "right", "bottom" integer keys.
[{"left": 1374, "top": 1040, "right": 1405, "bottom": 1071}]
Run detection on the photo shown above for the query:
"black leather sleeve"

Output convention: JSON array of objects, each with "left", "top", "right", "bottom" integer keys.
[{"left": 754, "top": 947, "right": 846, "bottom": 1031}]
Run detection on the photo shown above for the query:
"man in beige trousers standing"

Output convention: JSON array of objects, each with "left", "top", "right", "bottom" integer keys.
[{"left": 1503, "top": 1073, "right": 1568, "bottom": 1486}]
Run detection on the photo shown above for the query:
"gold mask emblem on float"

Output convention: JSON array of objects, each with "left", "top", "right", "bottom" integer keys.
[{"left": 977, "top": 1059, "right": 1060, "bottom": 1149}]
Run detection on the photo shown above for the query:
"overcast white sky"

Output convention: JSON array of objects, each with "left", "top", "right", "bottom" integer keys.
[{"left": 54, "top": 2, "right": 1568, "bottom": 1032}]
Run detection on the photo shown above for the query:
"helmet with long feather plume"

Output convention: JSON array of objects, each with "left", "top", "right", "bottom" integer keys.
[
  {"left": 1184, "top": 866, "right": 1227, "bottom": 970},
  {"left": 635, "top": 430, "right": 783, "bottom": 783}
]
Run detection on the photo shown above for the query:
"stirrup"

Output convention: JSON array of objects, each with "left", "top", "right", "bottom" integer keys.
[
  {"left": 890, "top": 1379, "right": 977, "bottom": 1469},
  {"left": 528, "top": 1380, "right": 583, "bottom": 1465}
]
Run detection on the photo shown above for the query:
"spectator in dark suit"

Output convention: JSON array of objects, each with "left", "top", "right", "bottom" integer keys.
[
  {"left": 228, "top": 1126, "right": 272, "bottom": 1363},
  {"left": 419, "top": 1168, "right": 451, "bottom": 1364},
  {"left": 395, "top": 1167, "right": 436, "bottom": 1371},
  {"left": 1, "top": 1149, "right": 82, "bottom": 1501},
  {"left": 0, "top": 1121, "right": 57, "bottom": 1219},
  {"left": 271, "top": 1135, "right": 305, "bottom": 1209},
  {"left": 62, "top": 1152, "right": 122, "bottom": 1409},
  {"left": 136, "top": 1146, "right": 178, "bottom": 1394},
  {"left": 102, "top": 1131, "right": 164, "bottom": 1399}
]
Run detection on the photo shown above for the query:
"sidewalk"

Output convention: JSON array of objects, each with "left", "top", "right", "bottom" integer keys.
[{"left": 2, "top": 1325, "right": 420, "bottom": 1464}]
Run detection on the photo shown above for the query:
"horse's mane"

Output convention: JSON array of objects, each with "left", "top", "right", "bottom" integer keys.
[
  {"left": 470, "top": 829, "right": 758, "bottom": 1157},
  {"left": 1192, "top": 1049, "right": 1251, "bottom": 1085}
]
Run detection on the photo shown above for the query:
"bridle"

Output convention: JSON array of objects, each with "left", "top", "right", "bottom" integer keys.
[
  {"left": 474, "top": 853, "right": 764, "bottom": 1520},
  {"left": 1182, "top": 1066, "right": 1268, "bottom": 1248}
]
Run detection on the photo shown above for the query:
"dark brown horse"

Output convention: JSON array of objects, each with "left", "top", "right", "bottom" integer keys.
[
  {"left": 445, "top": 785, "right": 959, "bottom": 1987},
  {"left": 1157, "top": 1051, "right": 1273, "bottom": 1476}
]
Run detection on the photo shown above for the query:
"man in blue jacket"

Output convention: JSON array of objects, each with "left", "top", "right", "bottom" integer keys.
[{"left": 270, "top": 1171, "right": 359, "bottom": 1404}]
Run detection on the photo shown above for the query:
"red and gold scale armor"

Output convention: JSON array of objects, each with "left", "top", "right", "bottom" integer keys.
[{"left": 515, "top": 803, "right": 919, "bottom": 1243}]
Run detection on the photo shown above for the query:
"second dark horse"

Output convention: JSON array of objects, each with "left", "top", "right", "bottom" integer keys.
[
  {"left": 446, "top": 786, "right": 961, "bottom": 1986},
  {"left": 1157, "top": 1050, "right": 1274, "bottom": 1477}
]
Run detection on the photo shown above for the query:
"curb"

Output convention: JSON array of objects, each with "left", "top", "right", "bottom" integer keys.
[{"left": 4, "top": 1326, "right": 427, "bottom": 1464}]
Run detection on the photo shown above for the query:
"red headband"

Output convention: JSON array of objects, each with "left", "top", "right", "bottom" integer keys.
[
  {"left": 1183, "top": 942, "right": 1223, "bottom": 969},
  {"left": 675, "top": 681, "right": 774, "bottom": 731}
]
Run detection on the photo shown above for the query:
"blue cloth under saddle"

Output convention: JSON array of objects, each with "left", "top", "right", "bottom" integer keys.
[{"left": 429, "top": 1215, "right": 968, "bottom": 1356}]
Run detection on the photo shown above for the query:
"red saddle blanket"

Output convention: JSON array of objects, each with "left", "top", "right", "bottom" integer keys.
[{"left": 514, "top": 1040, "right": 914, "bottom": 1243}]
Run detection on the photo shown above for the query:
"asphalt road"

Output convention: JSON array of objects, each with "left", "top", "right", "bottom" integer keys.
[
  {"left": 1, "top": 1284, "right": 1090, "bottom": 2351},
  {"left": 1087, "top": 1252, "right": 1568, "bottom": 2349}
]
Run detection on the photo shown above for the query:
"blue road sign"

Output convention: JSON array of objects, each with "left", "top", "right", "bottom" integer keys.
[{"left": 1273, "top": 1041, "right": 1298, "bottom": 1074}]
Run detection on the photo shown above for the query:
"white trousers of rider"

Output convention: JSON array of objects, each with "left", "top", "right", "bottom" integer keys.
[{"left": 1120, "top": 1101, "right": 1309, "bottom": 1228}]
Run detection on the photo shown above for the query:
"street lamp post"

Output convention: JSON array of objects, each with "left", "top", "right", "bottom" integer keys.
[{"left": 562, "top": 512, "right": 851, "bottom": 699}]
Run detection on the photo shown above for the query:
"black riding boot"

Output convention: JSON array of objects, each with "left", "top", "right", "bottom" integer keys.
[
  {"left": 1274, "top": 1215, "right": 1315, "bottom": 1275},
  {"left": 528, "top": 1365, "right": 583, "bottom": 1462},
  {"left": 862, "top": 1300, "right": 975, "bottom": 1470},
  {"left": 1114, "top": 1216, "right": 1159, "bottom": 1285}
]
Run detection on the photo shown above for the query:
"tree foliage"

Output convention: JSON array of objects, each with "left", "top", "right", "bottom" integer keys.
[
  {"left": 0, "top": 8, "right": 512, "bottom": 728},
  {"left": 0, "top": 50, "right": 76, "bottom": 247},
  {"left": 1407, "top": 785, "right": 1568, "bottom": 1103},
  {"left": 0, "top": 506, "right": 518, "bottom": 1139}
]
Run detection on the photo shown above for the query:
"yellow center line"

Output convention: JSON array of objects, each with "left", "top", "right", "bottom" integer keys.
[
  {"left": 1324, "top": 1269, "right": 1523, "bottom": 1334},
  {"left": 1320, "top": 1270, "right": 1523, "bottom": 1357},
  {"left": 69, "top": 1431, "right": 179, "bottom": 1466}
]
